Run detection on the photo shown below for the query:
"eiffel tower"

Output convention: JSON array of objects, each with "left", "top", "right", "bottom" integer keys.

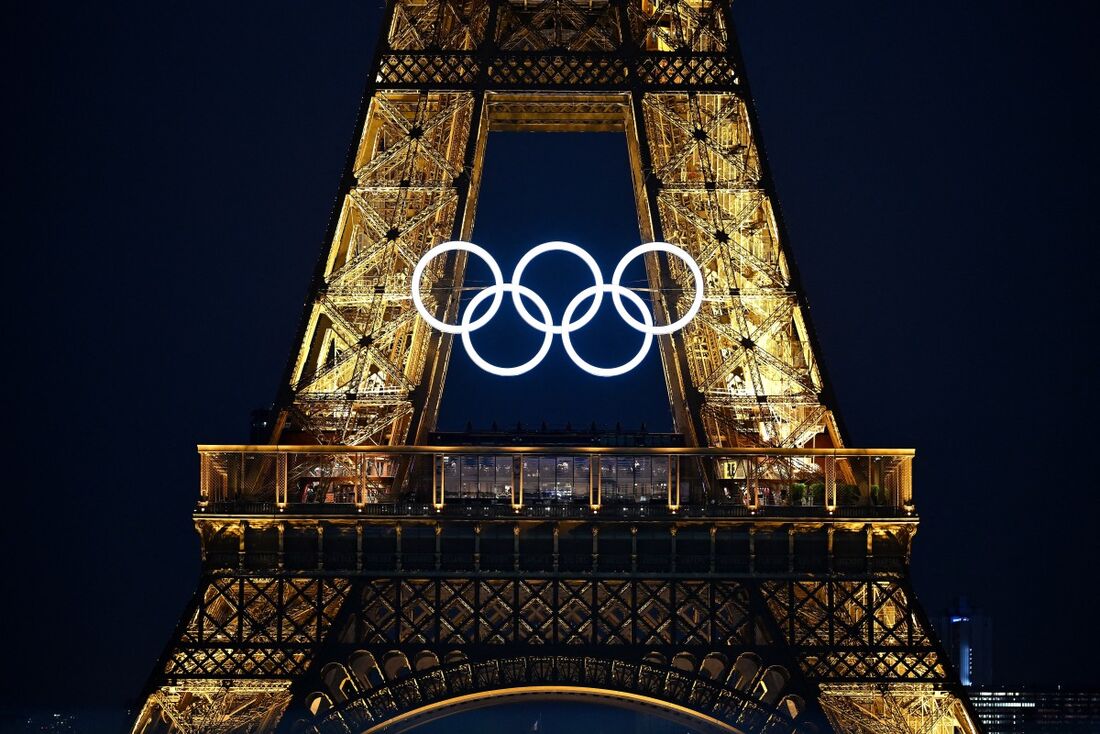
[{"left": 131, "top": 2, "right": 983, "bottom": 732}]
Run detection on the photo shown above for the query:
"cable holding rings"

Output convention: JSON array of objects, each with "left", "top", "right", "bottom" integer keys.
[{"left": 411, "top": 241, "right": 703, "bottom": 377}]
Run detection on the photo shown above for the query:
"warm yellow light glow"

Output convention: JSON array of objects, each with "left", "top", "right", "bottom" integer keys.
[{"left": 361, "top": 686, "right": 744, "bottom": 734}]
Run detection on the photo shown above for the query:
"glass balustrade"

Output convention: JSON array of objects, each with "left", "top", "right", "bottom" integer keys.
[{"left": 197, "top": 445, "right": 914, "bottom": 518}]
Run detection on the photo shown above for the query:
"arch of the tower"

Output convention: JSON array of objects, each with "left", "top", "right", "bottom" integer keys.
[
  {"left": 348, "top": 687, "right": 743, "bottom": 734},
  {"left": 293, "top": 649, "right": 814, "bottom": 733}
]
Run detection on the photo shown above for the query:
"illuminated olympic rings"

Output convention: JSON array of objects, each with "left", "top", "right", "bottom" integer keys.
[{"left": 410, "top": 241, "right": 704, "bottom": 377}]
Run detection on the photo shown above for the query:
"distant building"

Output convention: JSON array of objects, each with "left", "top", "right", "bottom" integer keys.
[
  {"left": 250, "top": 407, "right": 273, "bottom": 443},
  {"left": 969, "top": 687, "right": 1100, "bottom": 733},
  {"left": 933, "top": 596, "right": 992, "bottom": 686},
  {"left": 16, "top": 710, "right": 134, "bottom": 732},
  {"left": 20, "top": 713, "right": 78, "bottom": 733}
]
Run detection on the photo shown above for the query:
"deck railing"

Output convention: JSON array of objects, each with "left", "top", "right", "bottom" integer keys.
[{"left": 197, "top": 445, "right": 915, "bottom": 517}]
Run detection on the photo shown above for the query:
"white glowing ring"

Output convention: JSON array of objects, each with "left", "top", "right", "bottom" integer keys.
[
  {"left": 411, "top": 241, "right": 504, "bottom": 334},
  {"left": 511, "top": 241, "right": 604, "bottom": 334},
  {"left": 460, "top": 283, "right": 555, "bottom": 377},
  {"left": 610, "top": 242, "right": 704, "bottom": 336},
  {"left": 410, "top": 240, "right": 703, "bottom": 377},
  {"left": 560, "top": 284, "right": 654, "bottom": 378}
]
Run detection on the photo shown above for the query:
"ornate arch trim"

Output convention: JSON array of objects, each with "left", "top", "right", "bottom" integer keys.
[
  {"left": 299, "top": 651, "right": 812, "bottom": 733},
  {"left": 363, "top": 685, "right": 744, "bottom": 733}
]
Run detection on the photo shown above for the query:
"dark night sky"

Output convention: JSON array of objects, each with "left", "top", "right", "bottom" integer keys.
[{"left": 4, "top": 0, "right": 1100, "bottom": 726}]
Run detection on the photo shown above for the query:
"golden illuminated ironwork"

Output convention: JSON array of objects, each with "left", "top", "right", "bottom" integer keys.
[
  {"left": 270, "top": 0, "right": 838, "bottom": 451},
  {"left": 132, "top": 1, "right": 981, "bottom": 732},
  {"left": 133, "top": 446, "right": 977, "bottom": 733}
]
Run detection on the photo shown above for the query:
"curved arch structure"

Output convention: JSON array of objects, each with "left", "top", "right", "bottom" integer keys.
[
  {"left": 295, "top": 650, "right": 809, "bottom": 734},
  {"left": 360, "top": 687, "right": 740, "bottom": 733}
]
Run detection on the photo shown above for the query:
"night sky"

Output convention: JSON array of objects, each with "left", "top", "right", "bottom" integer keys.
[{"left": 5, "top": 0, "right": 1099, "bottom": 728}]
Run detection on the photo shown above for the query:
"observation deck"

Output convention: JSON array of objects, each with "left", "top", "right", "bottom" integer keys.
[{"left": 195, "top": 445, "right": 918, "bottom": 576}]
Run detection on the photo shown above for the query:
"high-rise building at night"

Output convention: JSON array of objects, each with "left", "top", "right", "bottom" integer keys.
[
  {"left": 969, "top": 686, "right": 1100, "bottom": 733},
  {"left": 931, "top": 600, "right": 1100, "bottom": 732},
  {"left": 934, "top": 597, "right": 993, "bottom": 687}
]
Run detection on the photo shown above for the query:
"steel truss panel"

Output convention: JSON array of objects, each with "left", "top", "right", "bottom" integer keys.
[{"left": 135, "top": 569, "right": 977, "bottom": 733}]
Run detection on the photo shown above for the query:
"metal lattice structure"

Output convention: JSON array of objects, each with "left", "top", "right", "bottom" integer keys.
[
  {"left": 132, "top": 2, "right": 983, "bottom": 733},
  {"left": 269, "top": 0, "right": 839, "bottom": 450}
]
